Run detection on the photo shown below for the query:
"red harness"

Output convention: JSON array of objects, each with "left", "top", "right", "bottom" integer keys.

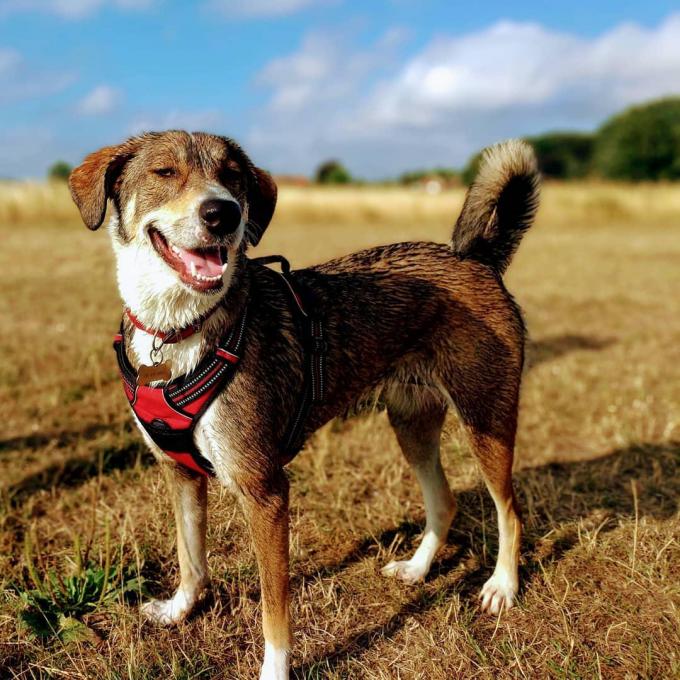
[
  {"left": 113, "top": 310, "right": 248, "bottom": 476},
  {"left": 113, "top": 258, "right": 326, "bottom": 477}
]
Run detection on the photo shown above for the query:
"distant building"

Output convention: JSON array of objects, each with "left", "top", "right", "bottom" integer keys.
[{"left": 273, "top": 174, "right": 311, "bottom": 187}]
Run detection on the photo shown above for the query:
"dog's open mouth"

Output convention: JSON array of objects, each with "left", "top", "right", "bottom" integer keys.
[{"left": 149, "top": 228, "right": 227, "bottom": 292}]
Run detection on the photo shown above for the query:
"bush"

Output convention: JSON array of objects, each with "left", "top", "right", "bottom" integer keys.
[
  {"left": 315, "top": 160, "right": 352, "bottom": 184},
  {"left": 463, "top": 134, "right": 594, "bottom": 185},
  {"left": 398, "top": 168, "right": 459, "bottom": 185},
  {"left": 527, "top": 132, "right": 594, "bottom": 179},
  {"left": 594, "top": 98, "right": 680, "bottom": 180},
  {"left": 461, "top": 151, "right": 483, "bottom": 185},
  {"left": 48, "top": 161, "right": 72, "bottom": 182}
]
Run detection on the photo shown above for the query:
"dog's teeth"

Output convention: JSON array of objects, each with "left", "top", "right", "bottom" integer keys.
[
  {"left": 221, "top": 263, "right": 228, "bottom": 274},
  {"left": 188, "top": 267, "right": 222, "bottom": 284},
  {"left": 171, "top": 244, "right": 180, "bottom": 254}
]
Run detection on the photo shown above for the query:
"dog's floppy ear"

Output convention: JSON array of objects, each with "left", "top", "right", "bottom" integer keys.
[
  {"left": 245, "top": 166, "right": 277, "bottom": 247},
  {"left": 69, "top": 138, "right": 141, "bottom": 230}
]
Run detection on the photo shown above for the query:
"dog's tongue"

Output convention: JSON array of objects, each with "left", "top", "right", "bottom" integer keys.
[{"left": 176, "top": 245, "right": 224, "bottom": 277}]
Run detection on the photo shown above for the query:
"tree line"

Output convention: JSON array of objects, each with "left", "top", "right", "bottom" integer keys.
[
  {"left": 461, "top": 97, "right": 680, "bottom": 183},
  {"left": 48, "top": 97, "right": 680, "bottom": 184}
]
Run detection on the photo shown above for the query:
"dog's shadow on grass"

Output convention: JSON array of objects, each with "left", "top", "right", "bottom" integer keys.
[
  {"left": 0, "top": 423, "right": 119, "bottom": 456},
  {"left": 525, "top": 333, "right": 616, "bottom": 370},
  {"left": 3, "top": 441, "right": 154, "bottom": 508},
  {"left": 290, "top": 439, "right": 678, "bottom": 677}
]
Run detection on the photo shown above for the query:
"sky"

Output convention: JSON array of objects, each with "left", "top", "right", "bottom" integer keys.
[{"left": 1, "top": 0, "right": 680, "bottom": 179}]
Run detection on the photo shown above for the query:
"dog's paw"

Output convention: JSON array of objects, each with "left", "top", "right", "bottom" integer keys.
[
  {"left": 259, "top": 642, "right": 289, "bottom": 680},
  {"left": 141, "top": 590, "right": 192, "bottom": 626},
  {"left": 381, "top": 558, "right": 428, "bottom": 584},
  {"left": 479, "top": 571, "right": 517, "bottom": 615}
]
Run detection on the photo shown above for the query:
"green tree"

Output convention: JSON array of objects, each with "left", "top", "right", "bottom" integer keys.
[
  {"left": 398, "top": 168, "right": 459, "bottom": 185},
  {"left": 461, "top": 151, "right": 483, "bottom": 186},
  {"left": 526, "top": 132, "right": 594, "bottom": 179},
  {"left": 48, "top": 161, "right": 72, "bottom": 182},
  {"left": 463, "top": 133, "right": 594, "bottom": 184},
  {"left": 315, "top": 160, "right": 352, "bottom": 184},
  {"left": 594, "top": 98, "right": 680, "bottom": 180}
]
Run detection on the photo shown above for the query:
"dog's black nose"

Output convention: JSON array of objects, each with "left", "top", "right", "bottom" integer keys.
[{"left": 199, "top": 199, "right": 242, "bottom": 236}]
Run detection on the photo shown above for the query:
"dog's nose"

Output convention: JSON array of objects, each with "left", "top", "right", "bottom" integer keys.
[{"left": 199, "top": 199, "right": 242, "bottom": 236}]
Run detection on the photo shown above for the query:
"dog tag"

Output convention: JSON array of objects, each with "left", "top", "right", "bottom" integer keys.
[{"left": 138, "top": 362, "right": 172, "bottom": 385}]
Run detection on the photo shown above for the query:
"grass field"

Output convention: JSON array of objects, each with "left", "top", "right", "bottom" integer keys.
[{"left": 0, "top": 181, "right": 679, "bottom": 679}]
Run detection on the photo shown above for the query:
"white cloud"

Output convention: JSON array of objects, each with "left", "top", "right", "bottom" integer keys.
[
  {"left": 206, "top": 0, "right": 330, "bottom": 19},
  {"left": 128, "top": 109, "right": 224, "bottom": 135},
  {"left": 257, "top": 29, "right": 401, "bottom": 112},
  {"left": 0, "top": 47, "right": 75, "bottom": 104},
  {"left": 364, "top": 17, "right": 680, "bottom": 129},
  {"left": 0, "top": 0, "right": 155, "bottom": 19},
  {"left": 249, "top": 14, "right": 680, "bottom": 177},
  {"left": 0, "top": 47, "right": 20, "bottom": 73},
  {"left": 76, "top": 84, "right": 122, "bottom": 115}
]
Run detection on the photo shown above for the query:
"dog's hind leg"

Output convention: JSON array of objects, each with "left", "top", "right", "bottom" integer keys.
[
  {"left": 382, "top": 394, "right": 456, "bottom": 584},
  {"left": 448, "top": 365, "right": 523, "bottom": 615},
  {"left": 141, "top": 464, "right": 209, "bottom": 625},
  {"left": 468, "top": 429, "right": 521, "bottom": 615}
]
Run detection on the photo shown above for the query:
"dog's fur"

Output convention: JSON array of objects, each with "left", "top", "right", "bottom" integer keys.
[{"left": 70, "top": 131, "right": 539, "bottom": 680}]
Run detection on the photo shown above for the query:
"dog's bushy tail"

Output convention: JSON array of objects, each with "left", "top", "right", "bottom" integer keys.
[{"left": 452, "top": 139, "right": 540, "bottom": 275}]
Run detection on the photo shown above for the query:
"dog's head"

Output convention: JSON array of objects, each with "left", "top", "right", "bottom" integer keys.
[{"left": 70, "top": 131, "right": 276, "bottom": 325}]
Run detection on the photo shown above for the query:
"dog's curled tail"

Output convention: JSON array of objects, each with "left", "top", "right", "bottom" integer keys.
[{"left": 452, "top": 139, "right": 540, "bottom": 275}]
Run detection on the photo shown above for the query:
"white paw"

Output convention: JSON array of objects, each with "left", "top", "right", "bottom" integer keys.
[
  {"left": 259, "top": 641, "right": 289, "bottom": 680},
  {"left": 479, "top": 571, "right": 518, "bottom": 615},
  {"left": 381, "top": 558, "right": 428, "bottom": 584},
  {"left": 141, "top": 590, "right": 192, "bottom": 626}
]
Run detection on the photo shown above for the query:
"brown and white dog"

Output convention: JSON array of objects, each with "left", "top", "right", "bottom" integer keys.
[{"left": 69, "top": 131, "right": 539, "bottom": 680}]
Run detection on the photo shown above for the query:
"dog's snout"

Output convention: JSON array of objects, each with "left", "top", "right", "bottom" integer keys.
[{"left": 198, "top": 198, "right": 242, "bottom": 236}]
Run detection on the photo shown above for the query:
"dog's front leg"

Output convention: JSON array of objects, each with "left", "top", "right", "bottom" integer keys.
[
  {"left": 239, "top": 471, "right": 291, "bottom": 680},
  {"left": 142, "top": 464, "right": 209, "bottom": 625}
]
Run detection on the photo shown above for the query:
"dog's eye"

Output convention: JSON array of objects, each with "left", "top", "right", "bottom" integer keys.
[
  {"left": 221, "top": 164, "right": 241, "bottom": 181},
  {"left": 153, "top": 168, "right": 176, "bottom": 178}
]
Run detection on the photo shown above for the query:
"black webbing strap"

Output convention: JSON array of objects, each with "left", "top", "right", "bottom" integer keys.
[{"left": 251, "top": 255, "right": 326, "bottom": 458}]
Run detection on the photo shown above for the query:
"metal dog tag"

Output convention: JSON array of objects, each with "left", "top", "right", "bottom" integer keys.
[{"left": 137, "top": 362, "right": 172, "bottom": 385}]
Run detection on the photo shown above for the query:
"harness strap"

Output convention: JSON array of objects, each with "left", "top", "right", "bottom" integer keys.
[{"left": 251, "top": 256, "right": 326, "bottom": 458}]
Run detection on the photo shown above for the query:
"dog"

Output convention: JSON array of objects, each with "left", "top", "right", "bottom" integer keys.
[{"left": 69, "top": 131, "right": 539, "bottom": 680}]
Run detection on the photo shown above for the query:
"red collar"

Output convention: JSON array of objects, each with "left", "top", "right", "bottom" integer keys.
[{"left": 125, "top": 300, "right": 224, "bottom": 344}]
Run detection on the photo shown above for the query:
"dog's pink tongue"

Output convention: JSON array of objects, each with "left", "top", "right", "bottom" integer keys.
[{"left": 176, "top": 246, "right": 224, "bottom": 277}]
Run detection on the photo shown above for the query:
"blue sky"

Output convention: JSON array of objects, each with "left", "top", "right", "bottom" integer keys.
[{"left": 1, "top": 0, "right": 680, "bottom": 178}]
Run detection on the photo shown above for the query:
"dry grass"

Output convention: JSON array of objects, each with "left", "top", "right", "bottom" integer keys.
[{"left": 0, "top": 182, "right": 679, "bottom": 679}]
